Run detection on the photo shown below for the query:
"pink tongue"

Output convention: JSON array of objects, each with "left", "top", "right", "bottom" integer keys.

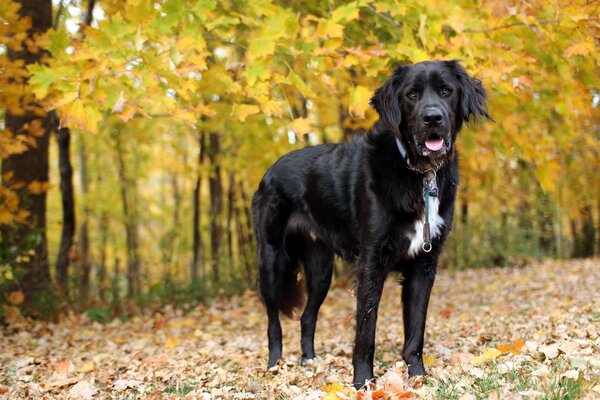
[{"left": 425, "top": 138, "right": 444, "bottom": 151}]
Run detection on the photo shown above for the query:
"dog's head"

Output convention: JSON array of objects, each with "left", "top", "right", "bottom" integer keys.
[{"left": 371, "top": 60, "right": 491, "bottom": 171}]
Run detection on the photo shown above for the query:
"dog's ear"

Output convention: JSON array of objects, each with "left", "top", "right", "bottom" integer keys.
[
  {"left": 370, "top": 65, "right": 405, "bottom": 134},
  {"left": 446, "top": 60, "right": 493, "bottom": 122}
]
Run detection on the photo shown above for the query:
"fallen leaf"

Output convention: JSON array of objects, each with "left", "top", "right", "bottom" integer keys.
[
  {"left": 45, "top": 377, "right": 78, "bottom": 389},
  {"left": 113, "top": 379, "right": 143, "bottom": 392},
  {"left": 470, "top": 348, "right": 502, "bottom": 365},
  {"left": 497, "top": 338, "right": 525, "bottom": 355},
  {"left": 164, "top": 336, "right": 180, "bottom": 348},
  {"left": 451, "top": 352, "right": 474, "bottom": 366},
  {"left": 77, "top": 361, "right": 95, "bottom": 373},
  {"left": 439, "top": 307, "right": 452, "bottom": 318},
  {"left": 69, "top": 380, "right": 97, "bottom": 399},
  {"left": 142, "top": 354, "right": 169, "bottom": 364},
  {"left": 54, "top": 359, "right": 74, "bottom": 375},
  {"left": 539, "top": 343, "right": 559, "bottom": 360},
  {"left": 423, "top": 356, "right": 437, "bottom": 367}
]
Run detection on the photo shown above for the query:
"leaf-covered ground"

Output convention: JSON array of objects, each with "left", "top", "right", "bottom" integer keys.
[{"left": 1, "top": 259, "right": 599, "bottom": 399}]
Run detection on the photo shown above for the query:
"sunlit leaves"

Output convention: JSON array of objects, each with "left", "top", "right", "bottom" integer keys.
[{"left": 348, "top": 85, "right": 371, "bottom": 118}]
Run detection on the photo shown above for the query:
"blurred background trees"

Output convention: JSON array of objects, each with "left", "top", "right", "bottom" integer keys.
[{"left": 0, "top": 0, "right": 598, "bottom": 319}]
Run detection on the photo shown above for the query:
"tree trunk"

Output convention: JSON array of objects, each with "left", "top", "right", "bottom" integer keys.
[
  {"left": 1, "top": 0, "right": 53, "bottom": 303},
  {"left": 233, "top": 177, "right": 253, "bottom": 280},
  {"left": 226, "top": 171, "right": 235, "bottom": 273},
  {"left": 115, "top": 136, "right": 141, "bottom": 298},
  {"left": 97, "top": 211, "right": 109, "bottom": 302},
  {"left": 75, "top": 0, "right": 97, "bottom": 303},
  {"left": 78, "top": 138, "right": 92, "bottom": 301},
  {"left": 191, "top": 131, "right": 205, "bottom": 282},
  {"left": 56, "top": 126, "right": 75, "bottom": 295},
  {"left": 208, "top": 133, "right": 223, "bottom": 282},
  {"left": 581, "top": 205, "right": 595, "bottom": 257}
]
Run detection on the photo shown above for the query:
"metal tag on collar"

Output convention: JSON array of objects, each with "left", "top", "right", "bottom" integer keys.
[{"left": 423, "top": 170, "right": 438, "bottom": 197}]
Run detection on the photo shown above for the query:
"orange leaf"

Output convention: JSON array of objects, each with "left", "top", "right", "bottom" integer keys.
[
  {"left": 497, "top": 338, "right": 525, "bottom": 355},
  {"left": 54, "top": 359, "right": 73, "bottom": 375}
]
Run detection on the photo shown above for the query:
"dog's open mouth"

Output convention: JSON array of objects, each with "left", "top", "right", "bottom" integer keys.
[
  {"left": 415, "top": 134, "right": 448, "bottom": 157},
  {"left": 425, "top": 137, "right": 444, "bottom": 152}
]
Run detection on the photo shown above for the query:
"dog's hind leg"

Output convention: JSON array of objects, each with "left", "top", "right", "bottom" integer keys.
[
  {"left": 299, "top": 238, "right": 334, "bottom": 362},
  {"left": 255, "top": 194, "right": 304, "bottom": 368},
  {"left": 258, "top": 239, "right": 285, "bottom": 368}
]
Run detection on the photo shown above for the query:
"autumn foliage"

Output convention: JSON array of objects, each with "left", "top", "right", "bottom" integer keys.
[{"left": 0, "top": 0, "right": 598, "bottom": 315}]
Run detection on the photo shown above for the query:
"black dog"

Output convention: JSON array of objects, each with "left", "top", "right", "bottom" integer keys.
[{"left": 252, "top": 60, "right": 490, "bottom": 388}]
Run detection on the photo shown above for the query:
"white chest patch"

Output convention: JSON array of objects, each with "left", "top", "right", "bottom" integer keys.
[{"left": 407, "top": 197, "right": 445, "bottom": 257}]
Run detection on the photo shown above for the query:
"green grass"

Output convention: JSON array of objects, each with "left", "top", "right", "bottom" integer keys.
[
  {"left": 164, "top": 384, "right": 195, "bottom": 395},
  {"left": 427, "top": 358, "right": 597, "bottom": 399}
]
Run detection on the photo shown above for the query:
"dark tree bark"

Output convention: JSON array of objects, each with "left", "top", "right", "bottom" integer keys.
[
  {"left": 1, "top": 0, "right": 53, "bottom": 302},
  {"left": 115, "top": 135, "right": 141, "bottom": 298},
  {"left": 56, "top": 127, "right": 75, "bottom": 294},
  {"left": 226, "top": 171, "right": 236, "bottom": 272},
  {"left": 580, "top": 205, "right": 595, "bottom": 257},
  {"left": 191, "top": 131, "right": 206, "bottom": 282},
  {"left": 208, "top": 133, "right": 223, "bottom": 282},
  {"left": 232, "top": 177, "right": 252, "bottom": 280}
]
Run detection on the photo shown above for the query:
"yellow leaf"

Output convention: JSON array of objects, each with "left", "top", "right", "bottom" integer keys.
[
  {"left": 232, "top": 104, "right": 260, "bottom": 122},
  {"left": 8, "top": 291, "right": 24, "bottom": 305},
  {"left": 28, "top": 180, "right": 50, "bottom": 195},
  {"left": 77, "top": 361, "right": 95, "bottom": 373},
  {"left": 535, "top": 163, "right": 558, "bottom": 192},
  {"left": 59, "top": 100, "right": 102, "bottom": 133},
  {"left": 349, "top": 85, "right": 371, "bottom": 118},
  {"left": 290, "top": 117, "right": 313, "bottom": 136},
  {"left": 470, "top": 348, "right": 502, "bottom": 365},
  {"left": 260, "top": 100, "right": 283, "bottom": 118},
  {"left": 564, "top": 41, "right": 593, "bottom": 57},
  {"left": 119, "top": 103, "right": 137, "bottom": 122},
  {"left": 423, "top": 355, "right": 437, "bottom": 367},
  {"left": 321, "top": 382, "right": 351, "bottom": 400},
  {"left": 317, "top": 19, "right": 344, "bottom": 39},
  {"left": 164, "top": 336, "right": 180, "bottom": 348}
]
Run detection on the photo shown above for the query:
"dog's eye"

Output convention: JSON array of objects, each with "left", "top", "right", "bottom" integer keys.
[
  {"left": 407, "top": 90, "right": 418, "bottom": 99},
  {"left": 440, "top": 87, "right": 451, "bottom": 96}
]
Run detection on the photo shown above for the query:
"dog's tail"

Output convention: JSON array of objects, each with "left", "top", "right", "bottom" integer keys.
[{"left": 276, "top": 253, "right": 305, "bottom": 318}]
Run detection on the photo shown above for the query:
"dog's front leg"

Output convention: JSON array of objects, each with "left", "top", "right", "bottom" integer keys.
[
  {"left": 401, "top": 258, "right": 436, "bottom": 376},
  {"left": 353, "top": 262, "right": 387, "bottom": 389}
]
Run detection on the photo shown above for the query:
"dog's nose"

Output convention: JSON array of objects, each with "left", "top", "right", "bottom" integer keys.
[{"left": 423, "top": 109, "right": 443, "bottom": 126}]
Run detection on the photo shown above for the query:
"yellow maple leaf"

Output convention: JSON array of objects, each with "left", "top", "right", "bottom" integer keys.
[
  {"left": 291, "top": 117, "right": 313, "bottom": 136},
  {"left": 348, "top": 85, "right": 372, "bottom": 118},
  {"left": 470, "top": 348, "right": 502, "bottom": 365},
  {"left": 232, "top": 104, "right": 260, "bottom": 122}
]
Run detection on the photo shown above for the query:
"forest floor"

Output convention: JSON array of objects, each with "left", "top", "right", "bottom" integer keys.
[{"left": 1, "top": 259, "right": 599, "bottom": 399}]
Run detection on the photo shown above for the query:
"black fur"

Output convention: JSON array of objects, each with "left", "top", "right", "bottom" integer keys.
[{"left": 252, "top": 60, "right": 490, "bottom": 388}]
